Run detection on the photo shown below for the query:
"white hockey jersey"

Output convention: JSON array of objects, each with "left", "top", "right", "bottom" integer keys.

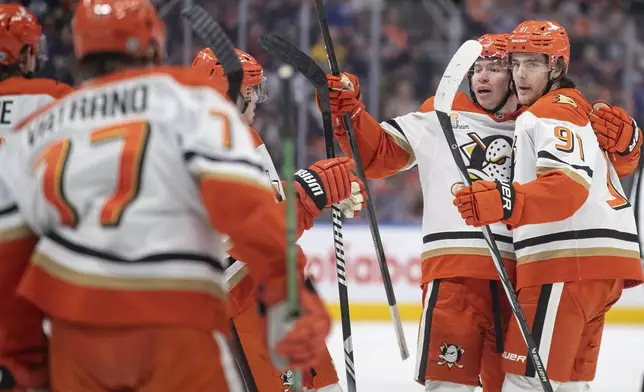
[
  {"left": 0, "top": 66, "right": 287, "bottom": 331},
  {"left": 510, "top": 88, "right": 643, "bottom": 289},
  {"left": 336, "top": 92, "right": 522, "bottom": 283},
  {"left": 0, "top": 77, "right": 72, "bottom": 140}
]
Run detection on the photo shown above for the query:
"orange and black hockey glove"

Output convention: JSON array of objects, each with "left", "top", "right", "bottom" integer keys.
[
  {"left": 453, "top": 180, "right": 516, "bottom": 227},
  {"left": 293, "top": 157, "right": 367, "bottom": 219},
  {"left": 316, "top": 72, "right": 364, "bottom": 130},
  {"left": 590, "top": 101, "right": 641, "bottom": 155},
  {"left": 258, "top": 272, "right": 332, "bottom": 371}
]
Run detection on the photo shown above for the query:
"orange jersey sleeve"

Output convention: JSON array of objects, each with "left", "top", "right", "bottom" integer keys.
[
  {"left": 0, "top": 213, "right": 48, "bottom": 388},
  {"left": 335, "top": 108, "right": 413, "bottom": 179}
]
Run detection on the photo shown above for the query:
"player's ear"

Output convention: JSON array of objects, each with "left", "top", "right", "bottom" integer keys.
[{"left": 551, "top": 57, "right": 566, "bottom": 80}]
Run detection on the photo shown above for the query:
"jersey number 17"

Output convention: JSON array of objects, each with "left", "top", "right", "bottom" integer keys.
[{"left": 33, "top": 121, "right": 150, "bottom": 228}]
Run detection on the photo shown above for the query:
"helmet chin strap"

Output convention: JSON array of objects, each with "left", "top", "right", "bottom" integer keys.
[{"left": 468, "top": 73, "right": 515, "bottom": 114}]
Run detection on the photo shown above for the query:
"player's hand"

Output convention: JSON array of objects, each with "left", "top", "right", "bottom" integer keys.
[
  {"left": 294, "top": 157, "right": 367, "bottom": 218},
  {"left": 452, "top": 180, "right": 515, "bottom": 227},
  {"left": 317, "top": 72, "right": 364, "bottom": 128},
  {"left": 590, "top": 101, "right": 641, "bottom": 155},
  {"left": 260, "top": 276, "right": 332, "bottom": 371}
]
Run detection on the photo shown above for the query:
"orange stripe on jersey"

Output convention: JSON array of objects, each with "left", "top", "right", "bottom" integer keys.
[
  {"left": 421, "top": 253, "right": 516, "bottom": 284},
  {"left": 336, "top": 108, "right": 411, "bottom": 179},
  {"left": 90, "top": 121, "right": 150, "bottom": 227},
  {"left": 18, "top": 258, "right": 228, "bottom": 331},
  {"left": 200, "top": 177, "right": 305, "bottom": 284},
  {"left": 0, "top": 234, "right": 47, "bottom": 383},
  {"left": 248, "top": 127, "right": 264, "bottom": 148},
  {"left": 0, "top": 77, "right": 73, "bottom": 98},
  {"left": 32, "top": 139, "right": 78, "bottom": 227},
  {"left": 509, "top": 169, "right": 589, "bottom": 229},
  {"left": 526, "top": 88, "right": 592, "bottom": 126},
  {"left": 516, "top": 254, "right": 643, "bottom": 290}
]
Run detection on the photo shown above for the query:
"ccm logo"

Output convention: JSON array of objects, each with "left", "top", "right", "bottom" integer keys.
[
  {"left": 295, "top": 169, "right": 324, "bottom": 196},
  {"left": 498, "top": 180, "right": 513, "bottom": 210},
  {"left": 502, "top": 351, "right": 527, "bottom": 363}
]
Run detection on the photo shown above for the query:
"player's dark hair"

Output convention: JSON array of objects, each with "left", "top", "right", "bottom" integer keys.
[
  {"left": 558, "top": 75, "right": 576, "bottom": 88},
  {"left": 0, "top": 46, "right": 34, "bottom": 81},
  {"left": 74, "top": 44, "right": 161, "bottom": 83}
]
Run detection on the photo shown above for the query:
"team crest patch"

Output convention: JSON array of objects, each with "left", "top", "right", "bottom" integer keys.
[
  {"left": 459, "top": 132, "right": 513, "bottom": 182},
  {"left": 554, "top": 94, "right": 577, "bottom": 107},
  {"left": 281, "top": 370, "right": 294, "bottom": 391},
  {"left": 437, "top": 343, "right": 465, "bottom": 369}
]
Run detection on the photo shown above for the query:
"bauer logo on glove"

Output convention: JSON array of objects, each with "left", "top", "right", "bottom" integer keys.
[{"left": 293, "top": 157, "right": 368, "bottom": 219}]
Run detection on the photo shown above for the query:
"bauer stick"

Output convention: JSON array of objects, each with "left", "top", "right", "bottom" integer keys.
[
  {"left": 181, "top": 7, "right": 256, "bottom": 391},
  {"left": 259, "top": 33, "right": 357, "bottom": 392},
  {"left": 278, "top": 63, "right": 304, "bottom": 392},
  {"left": 434, "top": 39, "right": 553, "bottom": 392},
  {"left": 311, "top": 0, "right": 409, "bottom": 361},
  {"left": 181, "top": 5, "right": 243, "bottom": 104}
]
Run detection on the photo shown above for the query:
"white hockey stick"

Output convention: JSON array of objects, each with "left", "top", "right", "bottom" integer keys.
[{"left": 434, "top": 40, "right": 554, "bottom": 392}]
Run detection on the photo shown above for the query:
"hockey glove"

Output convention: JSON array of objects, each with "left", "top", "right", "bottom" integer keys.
[
  {"left": 590, "top": 101, "right": 641, "bottom": 155},
  {"left": 259, "top": 276, "right": 332, "bottom": 371},
  {"left": 293, "top": 157, "right": 367, "bottom": 219},
  {"left": 453, "top": 180, "right": 516, "bottom": 227},
  {"left": 317, "top": 72, "right": 365, "bottom": 129}
]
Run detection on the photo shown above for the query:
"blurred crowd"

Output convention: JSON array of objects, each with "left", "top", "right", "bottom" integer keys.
[{"left": 16, "top": 0, "right": 644, "bottom": 223}]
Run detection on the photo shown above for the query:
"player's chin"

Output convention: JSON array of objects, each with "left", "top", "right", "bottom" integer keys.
[
  {"left": 516, "top": 88, "right": 538, "bottom": 106},
  {"left": 477, "top": 97, "right": 503, "bottom": 112}
]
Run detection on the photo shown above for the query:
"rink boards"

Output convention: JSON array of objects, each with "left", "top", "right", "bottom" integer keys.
[{"left": 300, "top": 224, "right": 644, "bottom": 324}]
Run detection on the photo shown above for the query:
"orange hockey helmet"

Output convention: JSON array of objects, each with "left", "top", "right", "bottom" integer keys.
[
  {"left": 72, "top": 0, "right": 166, "bottom": 61},
  {"left": 0, "top": 4, "right": 42, "bottom": 66},
  {"left": 192, "top": 47, "right": 267, "bottom": 103},
  {"left": 192, "top": 47, "right": 229, "bottom": 96},
  {"left": 478, "top": 33, "right": 509, "bottom": 61},
  {"left": 507, "top": 20, "right": 570, "bottom": 73}
]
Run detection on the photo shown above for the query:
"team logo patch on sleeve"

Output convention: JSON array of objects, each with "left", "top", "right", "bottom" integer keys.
[
  {"left": 554, "top": 94, "right": 577, "bottom": 107},
  {"left": 437, "top": 343, "right": 465, "bottom": 369}
]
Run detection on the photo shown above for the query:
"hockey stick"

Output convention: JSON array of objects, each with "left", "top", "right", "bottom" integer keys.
[
  {"left": 434, "top": 40, "right": 553, "bottom": 392},
  {"left": 311, "top": 0, "right": 409, "bottom": 361},
  {"left": 279, "top": 63, "right": 303, "bottom": 392},
  {"left": 180, "top": 7, "right": 257, "bottom": 390},
  {"left": 259, "top": 33, "right": 358, "bottom": 392},
  {"left": 230, "top": 320, "right": 259, "bottom": 392},
  {"left": 181, "top": 5, "right": 243, "bottom": 104}
]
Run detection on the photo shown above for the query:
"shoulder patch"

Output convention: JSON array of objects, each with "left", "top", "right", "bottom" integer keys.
[{"left": 553, "top": 94, "right": 577, "bottom": 108}]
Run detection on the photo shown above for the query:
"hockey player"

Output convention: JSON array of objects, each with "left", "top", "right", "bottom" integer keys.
[
  {"left": 0, "top": 0, "right": 333, "bottom": 390},
  {"left": 0, "top": 4, "right": 73, "bottom": 390},
  {"left": 322, "top": 32, "right": 640, "bottom": 392},
  {"left": 453, "top": 20, "right": 644, "bottom": 391},
  {"left": 192, "top": 47, "right": 360, "bottom": 391}
]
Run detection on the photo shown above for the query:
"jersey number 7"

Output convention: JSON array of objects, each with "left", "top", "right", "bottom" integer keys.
[{"left": 32, "top": 121, "right": 150, "bottom": 228}]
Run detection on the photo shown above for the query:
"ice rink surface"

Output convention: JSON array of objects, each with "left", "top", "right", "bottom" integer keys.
[{"left": 326, "top": 322, "right": 644, "bottom": 391}]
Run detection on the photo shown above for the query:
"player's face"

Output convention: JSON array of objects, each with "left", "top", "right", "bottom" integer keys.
[
  {"left": 471, "top": 58, "right": 510, "bottom": 111},
  {"left": 511, "top": 53, "right": 550, "bottom": 106}
]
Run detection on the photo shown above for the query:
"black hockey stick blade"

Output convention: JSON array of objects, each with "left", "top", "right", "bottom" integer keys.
[
  {"left": 259, "top": 34, "right": 327, "bottom": 87},
  {"left": 434, "top": 40, "right": 554, "bottom": 392},
  {"left": 181, "top": 5, "right": 243, "bottom": 103},
  {"left": 258, "top": 34, "right": 335, "bottom": 158}
]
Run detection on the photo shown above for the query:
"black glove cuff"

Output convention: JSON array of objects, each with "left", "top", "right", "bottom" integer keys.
[
  {"left": 496, "top": 180, "right": 515, "bottom": 220},
  {"left": 0, "top": 366, "right": 16, "bottom": 389},
  {"left": 620, "top": 118, "right": 640, "bottom": 156},
  {"left": 293, "top": 168, "right": 327, "bottom": 210}
]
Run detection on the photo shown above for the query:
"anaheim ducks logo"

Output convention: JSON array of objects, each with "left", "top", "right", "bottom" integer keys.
[
  {"left": 554, "top": 94, "right": 577, "bottom": 107},
  {"left": 460, "top": 132, "right": 513, "bottom": 182}
]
